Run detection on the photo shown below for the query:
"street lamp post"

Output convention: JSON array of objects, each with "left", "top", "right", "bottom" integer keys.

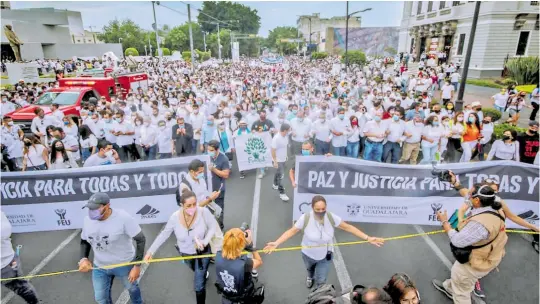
[
  {"left": 151, "top": 1, "right": 161, "bottom": 57},
  {"left": 455, "top": 1, "right": 481, "bottom": 111},
  {"left": 345, "top": 2, "right": 372, "bottom": 70}
]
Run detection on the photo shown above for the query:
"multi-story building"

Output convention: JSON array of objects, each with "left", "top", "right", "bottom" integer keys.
[
  {"left": 297, "top": 13, "right": 361, "bottom": 52},
  {"left": 398, "top": 1, "right": 539, "bottom": 78},
  {"left": 1, "top": 6, "right": 121, "bottom": 60}
]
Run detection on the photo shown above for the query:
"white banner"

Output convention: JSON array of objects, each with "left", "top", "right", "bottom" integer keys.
[
  {"left": 1, "top": 156, "right": 212, "bottom": 233},
  {"left": 234, "top": 132, "right": 273, "bottom": 171},
  {"left": 293, "top": 156, "right": 539, "bottom": 229}
]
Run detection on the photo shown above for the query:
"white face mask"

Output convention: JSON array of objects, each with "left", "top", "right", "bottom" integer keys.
[{"left": 105, "top": 150, "right": 113, "bottom": 157}]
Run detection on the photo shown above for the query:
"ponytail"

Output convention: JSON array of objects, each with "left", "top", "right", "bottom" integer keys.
[{"left": 176, "top": 188, "right": 196, "bottom": 206}]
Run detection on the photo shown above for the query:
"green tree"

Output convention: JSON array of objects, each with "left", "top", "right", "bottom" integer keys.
[
  {"left": 177, "top": 22, "right": 205, "bottom": 51},
  {"left": 166, "top": 26, "right": 188, "bottom": 52},
  {"left": 207, "top": 29, "right": 231, "bottom": 59},
  {"left": 124, "top": 48, "right": 139, "bottom": 56},
  {"left": 342, "top": 50, "right": 367, "bottom": 66},
  {"left": 265, "top": 26, "right": 300, "bottom": 55},
  {"left": 198, "top": 1, "right": 260, "bottom": 34},
  {"left": 98, "top": 19, "right": 147, "bottom": 54},
  {"left": 155, "top": 48, "right": 171, "bottom": 56}
]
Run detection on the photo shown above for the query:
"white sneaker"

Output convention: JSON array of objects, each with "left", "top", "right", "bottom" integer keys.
[
  {"left": 258, "top": 173, "right": 264, "bottom": 179},
  {"left": 279, "top": 193, "right": 290, "bottom": 202},
  {"left": 206, "top": 271, "right": 209, "bottom": 279},
  {"left": 272, "top": 184, "right": 278, "bottom": 190}
]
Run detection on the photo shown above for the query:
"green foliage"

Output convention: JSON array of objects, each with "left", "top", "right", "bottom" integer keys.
[
  {"left": 493, "top": 123, "right": 526, "bottom": 140},
  {"left": 465, "top": 79, "right": 504, "bottom": 89},
  {"left": 342, "top": 50, "right": 366, "bottom": 66},
  {"left": 516, "top": 85, "right": 536, "bottom": 94},
  {"left": 311, "top": 52, "right": 328, "bottom": 60},
  {"left": 207, "top": 29, "right": 232, "bottom": 59},
  {"left": 506, "top": 56, "right": 539, "bottom": 85},
  {"left": 263, "top": 26, "right": 300, "bottom": 55},
  {"left": 244, "top": 137, "right": 267, "bottom": 160},
  {"left": 384, "top": 46, "right": 397, "bottom": 55},
  {"left": 154, "top": 48, "right": 170, "bottom": 56},
  {"left": 124, "top": 48, "right": 139, "bottom": 56},
  {"left": 98, "top": 19, "right": 148, "bottom": 55},
  {"left": 494, "top": 78, "right": 517, "bottom": 86},
  {"left": 195, "top": 49, "right": 211, "bottom": 61},
  {"left": 182, "top": 51, "right": 192, "bottom": 62},
  {"left": 198, "top": 1, "right": 260, "bottom": 34},
  {"left": 166, "top": 26, "right": 188, "bottom": 51},
  {"left": 482, "top": 108, "right": 502, "bottom": 122}
]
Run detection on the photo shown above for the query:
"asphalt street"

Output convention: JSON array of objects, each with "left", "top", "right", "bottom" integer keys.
[{"left": 2, "top": 158, "right": 538, "bottom": 304}]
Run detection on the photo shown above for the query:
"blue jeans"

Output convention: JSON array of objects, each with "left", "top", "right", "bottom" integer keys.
[
  {"left": 382, "top": 141, "right": 402, "bottom": 164},
  {"left": 144, "top": 144, "right": 157, "bottom": 160},
  {"left": 81, "top": 147, "right": 91, "bottom": 162},
  {"left": 159, "top": 153, "right": 172, "bottom": 159},
  {"left": 420, "top": 144, "right": 438, "bottom": 164},
  {"left": 333, "top": 146, "right": 346, "bottom": 157},
  {"left": 452, "top": 82, "right": 458, "bottom": 91},
  {"left": 315, "top": 139, "right": 330, "bottom": 155},
  {"left": 302, "top": 253, "right": 332, "bottom": 288},
  {"left": 346, "top": 141, "right": 359, "bottom": 158},
  {"left": 181, "top": 252, "right": 211, "bottom": 292},
  {"left": 191, "top": 139, "right": 199, "bottom": 155},
  {"left": 363, "top": 140, "right": 383, "bottom": 162},
  {"left": 494, "top": 105, "right": 505, "bottom": 114},
  {"left": 92, "top": 265, "right": 142, "bottom": 304}
]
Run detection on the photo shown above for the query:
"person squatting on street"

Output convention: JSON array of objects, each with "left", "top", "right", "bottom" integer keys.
[
  {"left": 264, "top": 195, "right": 384, "bottom": 289},
  {"left": 79, "top": 192, "right": 146, "bottom": 304},
  {"left": 1, "top": 211, "right": 41, "bottom": 304},
  {"left": 215, "top": 227, "right": 265, "bottom": 304}
]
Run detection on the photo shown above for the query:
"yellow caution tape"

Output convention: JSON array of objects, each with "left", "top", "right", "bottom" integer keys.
[{"left": 0, "top": 229, "right": 537, "bottom": 282}]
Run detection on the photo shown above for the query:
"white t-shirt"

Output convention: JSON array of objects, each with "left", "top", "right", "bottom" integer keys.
[
  {"left": 1, "top": 211, "right": 15, "bottom": 269},
  {"left": 80, "top": 134, "right": 98, "bottom": 149},
  {"left": 492, "top": 93, "right": 509, "bottom": 108},
  {"left": 294, "top": 211, "right": 342, "bottom": 260},
  {"left": 24, "top": 144, "right": 46, "bottom": 167},
  {"left": 271, "top": 133, "right": 289, "bottom": 163},
  {"left": 81, "top": 209, "right": 141, "bottom": 267},
  {"left": 441, "top": 85, "right": 454, "bottom": 99},
  {"left": 83, "top": 153, "right": 117, "bottom": 167}
]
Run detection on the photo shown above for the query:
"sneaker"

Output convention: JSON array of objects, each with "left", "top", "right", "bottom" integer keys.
[
  {"left": 533, "top": 241, "right": 539, "bottom": 253},
  {"left": 473, "top": 281, "right": 485, "bottom": 298},
  {"left": 279, "top": 193, "right": 290, "bottom": 202},
  {"left": 306, "top": 277, "right": 314, "bottom": 289},
  {"left": 280, "top": 174, "right": 284, "bottom": 180},
  {"left": 251, "top": 270, "right": 259, "bottom": 278},
  {"left": 432, "top": 279, "right": 452, "bottom": 300},
  {"left": 240, "top": 172, "right": 245, "bottom": 179},
  {"left": 272, "top": 184, "right": 278, "bottom": 190},
  {"left": 206, "top": 271, "right": 209, "bottom": 279},
  {"left": 258, "top": 173, "right": 265, "bottom": 179}
]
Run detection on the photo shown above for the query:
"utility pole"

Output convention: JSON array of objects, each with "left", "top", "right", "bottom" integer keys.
[
  {"left": 144, "top": 45, "right": 148, "bottom": 56},
  {"left": 151, "top": 1, "right": 161, "bottom": 57},
  {"left": 345, "top": 1, "right": 349, "bottom": 69},
  {"left": 187, "top": 3, "right": 195, "bottom": 71},
  {"left": 456, "top": 1, "right": 481, "bottom": 111},
  {"left": 217, "top": 22, "right": 221, "bottom": 60},
  {"left": 203, "top": 32, "right": 207, "bottom": 52}
]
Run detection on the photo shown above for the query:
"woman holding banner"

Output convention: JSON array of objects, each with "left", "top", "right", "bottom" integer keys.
[{"left": 263, "top": 195, "right": 384, "bottom": 289}]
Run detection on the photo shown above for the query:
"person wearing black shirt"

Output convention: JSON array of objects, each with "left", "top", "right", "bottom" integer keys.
[
  {"left": 251, "top": 110, "right": 275, "bottom": 134},
  {"left": 517, "top": 121, "right": 539, "bottom": 164},
  {"left": 172, "top": 117, "right": 193, "bottom": 156},
  {"left": 207, "top": 140, "right": 230, "bottom": 229}
]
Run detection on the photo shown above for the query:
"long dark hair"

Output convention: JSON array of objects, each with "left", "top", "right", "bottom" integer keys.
[
  {"left": 383, "top": 273, "right": 420, "bottom": 304},
  {"left": 79, "top": 124, "right": 94, "bottom": 140},
  {"left": 50, "top": 140, "right": 69, "bottom": 164},
  {"left": 466, "top": 112, "right": 481, "bottom": 130}
]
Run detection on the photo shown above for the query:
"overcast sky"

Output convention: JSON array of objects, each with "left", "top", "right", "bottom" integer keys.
[{"left": 11, "top": 1, "right": 403, "bottom": 37}]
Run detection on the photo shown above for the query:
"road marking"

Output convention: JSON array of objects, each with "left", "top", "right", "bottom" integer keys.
[
  {"left": 413, "top": 225, "right": 452, "bottom": 270},
  {"left": 115, "top": 225, "right": 166, "bottom": 304},
  {"left": 332, "top": 237, "right": 353, "bottom": 304},
  {"left": 250, "top": 178, "right": 262, "bottom": 247},
  {"left": 1, "top": 229, "right": 81, "bottom": 304}
]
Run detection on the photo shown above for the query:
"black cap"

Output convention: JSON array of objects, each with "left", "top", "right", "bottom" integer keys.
[{"left": 82, "top": 193, "right": 110, "bottom": 210}]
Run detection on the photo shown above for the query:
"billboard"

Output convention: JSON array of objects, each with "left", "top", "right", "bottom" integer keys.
[{"left": 332, "top": 27, "right": 399, "bottom": 55}]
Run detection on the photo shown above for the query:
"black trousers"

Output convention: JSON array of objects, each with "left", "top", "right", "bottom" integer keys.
[
  {"left": 530, "top": 103, "right": 539, "bottom": 121},
  {"left": 1, "top": 256, "right": 40, "bottom": 304}
]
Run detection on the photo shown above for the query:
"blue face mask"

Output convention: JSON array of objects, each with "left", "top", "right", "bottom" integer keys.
[
  {"left": 301, "top": 149, "right": 311, "bottom": 156},
  {"left": 208, "top": 150, "right": 216, "bottom": 157},
  {"left": 196, "top": 172, "right": 205, "bottom": 180},
  {"left": 338, "top": 114, "right": 345, "bottom": 120},
  {"left": 63, "top": 121, "right": 69, "bottom": 125},
  {"left": 392, "top": 115, "right": 399, "bottom": 121},
  {"left": 292, "top": 110, "right": 298, "bottom": 115},
  {"left": 433, "top": 121, "right": 440, "bottom": 126},
  {"left": 468, "top": 117, "right": 476, "bottom": 123},
  {"left": 207, "top": 121, "right": 213, "bottom": 126},
  {"left": 374, "top": 116, "right": 381, "bottom": 122}
]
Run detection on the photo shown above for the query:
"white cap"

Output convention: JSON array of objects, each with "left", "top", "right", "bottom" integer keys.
[{"left": 471, "top": 101, "right": 481, "bottom": 107}]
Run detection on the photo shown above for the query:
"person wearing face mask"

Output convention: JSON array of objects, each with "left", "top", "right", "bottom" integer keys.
[
  {"left": 200, "top": 116, "right": 218, "bottom": 153},
  {"left": 404, "top": 102, "right": 425, "bottom": 122},
  {"left": 362, "top": 113, "right": 386, "bottom": 162},
  {"left": 460, "top": 113, "right": 481, "bottom": 163},
  {"left": 49, "top": 139, "right": 79, "bottom": 169},
  {"left": 516, "top": 121, "right": 539, "bottom": 164},
  {"left": 62, "top": 116, "right": 79, "bottom": 139},
  {"left": 30, "top": 108, "right": 56, "bottom": 145},
  {"left": 79, "top": 125, "right": 98, "bottom": 163},
  {"left": 102, "top": 111, "right": 119, "bottom": 148},
  {"left": 1, "top": 116, "right": 24, "bottom": 171},
  {"left": 233, "top": 120, "right": 251, "bottom": 179},
  {"left": 263, "top": 195, "right": 384, "bottom": 289},
  {"left": 491, "top": 88, "right": 509, "bottom": 115},
  {"left": 206, "top": 140, "right": 231, "bottom": 228},
  {"left": 399, "top": 115, "right": 424, "bottom": 165},
  {"left": 382, "top": 109, "right": 406, "bottom": 164},
  {"left": 440, "top": 80, "right": 455, "bottom": 106},
  {"left": 1, "top": 94, "right": 16, "bottom": 117},
  {"left": 51, "top": 126, "right": 80, "bottom": 163},
  {"left": 145, "top": 189, "right": 217, "bottom": 304},
  {"left": 486, "top": 129, "right": 519, "bottom": 161},
  {"left": 310, "top": 113, "right": 332, "bottom": 155},
  {"left": 271, "top": 124, "right": 292, "bottom": 202},
  {"left": 290, "top": 110, "right": 312, "bottom": 159},
  {"left": 83, "top": 140, "right": 120, "bottom": 167},
  {"left": 172, "top": 117, "right": 193, "bottom": 156},
  {"left": 156, "top": 120, "right": 173, "bottom": 159},
  {"left": 420, "top": 115, "right": 444, "bottom": 164},
  {"left": 190, "top": 104, "right": 205, "bottom": 154},
  {"left": 346, "top": 115, "right": 362, "bottom": 159},
  {"left": 433, "top": 182, "right": 507, "bottom": 304},
  {"left": 111, "top": 111, "right": 137, "bottom": 162},
  {"left": 329, "top": 107, "right": 350, "bottom": 157},
  {"left": 79, "top": 192, "right": 146, "bottom": 304}
]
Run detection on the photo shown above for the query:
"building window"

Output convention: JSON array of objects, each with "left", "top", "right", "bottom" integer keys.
[
  {"left": 516, "top": 31, "right": 530, "bottom": 56},
  {"left": 417, "top": 1, "right": 423, "bottom": 14},
  {"left": 531, "top": 1, "right": 539, "bottom": 5},
  {"left": 440, "top": 1, "right": 446, "bottom": 9},
  {"left": 457, "top": 33, "right": 466, "bottom": 55},
  {"left": 452, "top": 1, "right": 461, "bottom": 6},
  {"left": 428, "top": 1, "right": 434, "bottom": 12},
  {"left": 410, "top": 38, "right": 415, "bottom": 54}
]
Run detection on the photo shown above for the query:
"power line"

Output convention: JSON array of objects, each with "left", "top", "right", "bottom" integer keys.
[{"left": 156, "top": 2, "right": 188, "bottom": 17}]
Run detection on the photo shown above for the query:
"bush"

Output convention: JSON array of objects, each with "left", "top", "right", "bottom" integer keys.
[
  {"left": 182, "top": 51, "right": 192, "bottom": 62},
  {"left": 311, "top": 52, "right": 328, "bottom": 60},
  {"left": 516, "top": 85, "right": 536, "bottom": 94},
  {"left": 465, "top": 79, "right": 504, "bottom": 89},
  {"left": 195, "top": 49, "right": 211, "bottom": 61},
  {"left": 482, "top": 108, "right": 502, "bottom": 122},
  {"left": 493, "top": 123, "right": 526, "bottom": 140},
  {"left": 506, "top": 56, "right": 539, "bottom": 85},
  {"left": 155, "top": 48, "right": 171, "bottom": 56},
  {"left": 341, "top": 50, "right": 366, "bottom": 66},
  {"left": 124, "top": 48, "right": 139, "bottom": 56}
]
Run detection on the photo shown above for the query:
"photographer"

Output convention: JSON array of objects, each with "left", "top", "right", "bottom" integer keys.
[
  {"left": 215, "top": 227, "right": 264, "bottom": 304},
  {"left": 432, "top": 172, "right": 508, "bottom": 304}
]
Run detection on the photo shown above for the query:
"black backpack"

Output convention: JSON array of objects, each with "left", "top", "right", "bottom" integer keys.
[{"left": 306, "top": 284, "right": 339, "bottom": 304}]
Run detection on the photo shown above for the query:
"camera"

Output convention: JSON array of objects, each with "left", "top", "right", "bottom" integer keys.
[
  {"left": 431, "top": 163, "right": 452, "bottom": 182},
  {"left": 240, "top": 222, "right": 250, "bottom": 238}
]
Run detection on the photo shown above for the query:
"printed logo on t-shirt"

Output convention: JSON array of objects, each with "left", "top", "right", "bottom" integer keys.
[
  {"left": 87, "top": 233, "right": 110, "bottom": 251},
  {"left": 54, "top": 209, "right": 71, "bottom": 226},
  {"left": 219, "top": 270, "right": 237, "bottom": 293},
  {"left": 136, "top": 204, "right": 160, "bottom": 219}
]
